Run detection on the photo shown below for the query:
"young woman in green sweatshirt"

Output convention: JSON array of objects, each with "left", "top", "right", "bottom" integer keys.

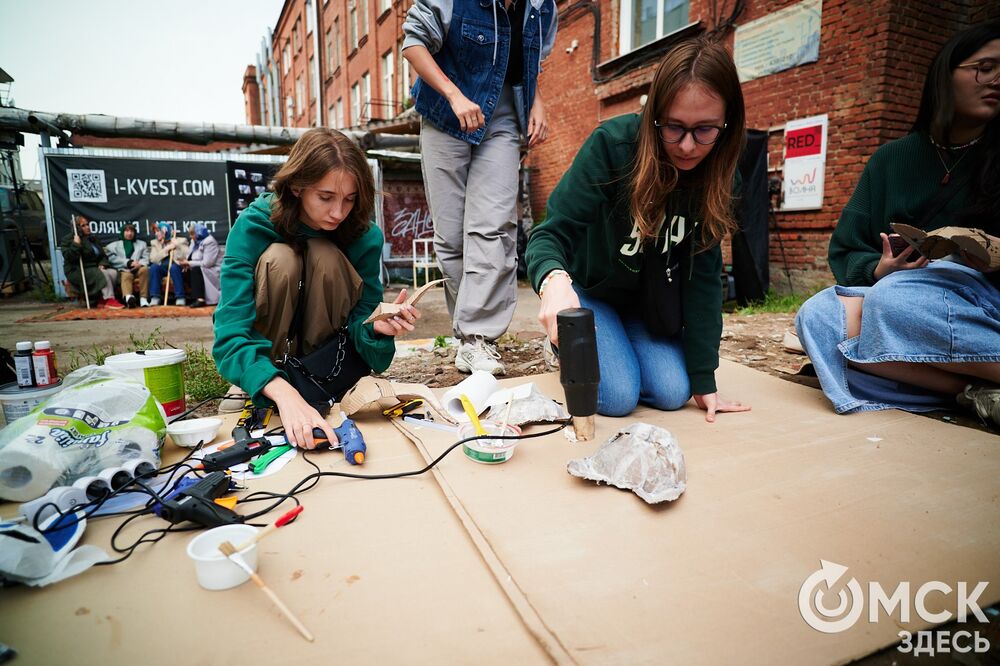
[
  {"left": 526, "top": 37, "right": 750, "bottom": 422},
  {"left": 795, "top": 22, "right": 1000, "bottom": 425},
  {"left": 213, "top": 129, "right": 421, "bottom": 449}
]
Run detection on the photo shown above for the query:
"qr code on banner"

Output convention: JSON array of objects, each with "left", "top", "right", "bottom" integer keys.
[{"left": 66, "top": 169, "right": 108, "bottom": 203}]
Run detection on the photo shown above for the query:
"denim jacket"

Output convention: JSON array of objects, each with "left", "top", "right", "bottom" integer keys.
[{"left": 403, "top": 0, "right": 558, "bottom": 144}]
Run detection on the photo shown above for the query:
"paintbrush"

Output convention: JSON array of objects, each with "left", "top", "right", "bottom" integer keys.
[
  {"left": 217, "top": 540, "right": 315, "bottom": 642},
  {"left": 234, "top": 506, "right": 303, "bottom": 551}
]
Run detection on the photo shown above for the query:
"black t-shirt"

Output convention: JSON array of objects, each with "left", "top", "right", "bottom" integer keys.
[{"left": 504, "top": 0, "right": 526, "bottom": 86}]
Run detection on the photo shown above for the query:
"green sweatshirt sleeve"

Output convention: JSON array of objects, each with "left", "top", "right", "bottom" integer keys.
[
  {"left": 345, "top": 224, "right": 395, "bottom": 373},
  {"left": 60, "top": 234, "right": 83, "bottom": 263},
  {"left": 212, "top": 226, "right": 284, "bottom": 405},
  {"left": 682, "top": 243, "right": 723, "bottom": 395},
  {"left": 525, "top": 123, "right": 624, "bottom": 292},
  {"left": 829, "top": 157, "right": 884, "bottom": 286}
]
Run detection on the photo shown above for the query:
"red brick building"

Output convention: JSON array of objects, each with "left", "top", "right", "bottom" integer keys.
[{"left": 245, "top": 0, "right": 998, "bottom": 290}]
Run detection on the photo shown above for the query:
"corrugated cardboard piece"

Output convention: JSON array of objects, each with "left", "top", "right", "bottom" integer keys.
[{"left": 1, "top": 361, "right": 997, "bottom": 665}]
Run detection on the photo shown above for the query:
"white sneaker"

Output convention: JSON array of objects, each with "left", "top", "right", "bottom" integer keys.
[
  {"left": 175, "top": 297, "right": 186, "bottom": 306},
  {"left": 150, "top": 297, "right": 161, "bottom": 306},
  {"left": 140, "top": 297, "right": 150, "bottom": 307},
  {"left": 957, "top": 384, "right": 1000, "bottom": 428},
  {"left": 455, "top": 338, "right": 505, "bottom": 375},
  {"left": 219, "top": 385, "right": 250, "bottom": 414}
]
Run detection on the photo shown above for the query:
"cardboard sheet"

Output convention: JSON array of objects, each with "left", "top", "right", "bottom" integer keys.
[{"left": 1, "top": 361, "right": 997, "bottom": 665}]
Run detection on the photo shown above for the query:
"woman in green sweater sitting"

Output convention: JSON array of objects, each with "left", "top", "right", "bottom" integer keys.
[
  {"left": 795, "top": 22, "right": 1000, "bottom": 426},
  {"left": 526, "top": 37, "right": 750, "bottom": 422},
  {"left": 213, "top": 129, "right": 420, "bottom": 449}
]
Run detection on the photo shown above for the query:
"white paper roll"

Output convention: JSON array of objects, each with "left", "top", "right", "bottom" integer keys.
[
  {"left": 0, "top": 447, "right": 65, "bottom": 502},
  {"left": 442, "top": 371, "right": 499, "bottom": 423}
]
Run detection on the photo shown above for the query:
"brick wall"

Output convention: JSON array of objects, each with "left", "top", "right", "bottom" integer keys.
[{"left": 528, "top": 0, "right": 999, "bottom": 291}]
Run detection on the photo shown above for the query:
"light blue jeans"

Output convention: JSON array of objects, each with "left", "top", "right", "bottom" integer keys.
[
  {"left": 575, "top": 287, "right": 691, "bottom": 417},
  {"left": 795, "top": 261, "right": 1000, "bottom": 414}
]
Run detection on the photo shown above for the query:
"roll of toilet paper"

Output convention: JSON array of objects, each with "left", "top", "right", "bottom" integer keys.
[
  {"left": 442, "top": 371, "right": 499, "bottom": 423},
  {"left": 0, "top": 446, "right": 70, "bottom": 502}
]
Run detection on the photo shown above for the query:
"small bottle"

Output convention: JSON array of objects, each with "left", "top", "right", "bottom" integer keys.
[
  {"left": 14, "top": 341, "right": 34, "bottom": 388},
  {"left": 32, "top": 341, "right": 59, "bottom": 387}
]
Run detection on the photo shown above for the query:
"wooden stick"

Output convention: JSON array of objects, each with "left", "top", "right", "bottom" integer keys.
[
  {"left": 218, "top": 540, "right": 314, "bottom": 642},
  {"left": 163, "top": 249, "right": 174, "bottom": 305},
  {"left": 78, "top": 256, "right": 91, "bottom": 309},
  {"left": 234, "top": 506, "right": 303, "bottom": 552}
]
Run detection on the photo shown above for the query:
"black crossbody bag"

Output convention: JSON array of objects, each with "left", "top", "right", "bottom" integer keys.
[{"left": 280, "top": 245, "right": 371, "bottom": 411}]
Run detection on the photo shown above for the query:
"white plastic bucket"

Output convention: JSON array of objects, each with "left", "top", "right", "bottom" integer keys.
[
  {"left": 104, "top": 349, "right": 187, "bottom": 420},
  {"left": 0, "top": 380, "right": 65, "bottom": 429}
]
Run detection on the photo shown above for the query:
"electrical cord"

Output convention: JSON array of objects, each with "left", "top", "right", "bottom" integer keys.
[{"left": 237, "top": 422, "right": 570, "bottom": 522}]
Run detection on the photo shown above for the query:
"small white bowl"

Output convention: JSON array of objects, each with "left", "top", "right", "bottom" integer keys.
[
  {"left": 167, "top": 417, "right": 224, "bottom": 448},
  {"left": 187, "top": 524, "right": 260, "bottom": 590}
]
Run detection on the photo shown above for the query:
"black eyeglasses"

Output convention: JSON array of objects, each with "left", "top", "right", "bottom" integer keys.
[
  {"left": 956, "top": 58, "right": 1000, "bottom": 85},
  {"left": 653, "top": 121, "right": 727, "bottom": 145}
]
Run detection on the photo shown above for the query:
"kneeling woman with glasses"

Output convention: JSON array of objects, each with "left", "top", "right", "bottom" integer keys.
[{"left": 526, "top": 37, "right": 750, "bottom": 422}]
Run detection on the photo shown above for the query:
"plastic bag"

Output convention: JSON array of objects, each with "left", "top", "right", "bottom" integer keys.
[{"left": 0, "top": 365, "right": 166, "bottom": 502}]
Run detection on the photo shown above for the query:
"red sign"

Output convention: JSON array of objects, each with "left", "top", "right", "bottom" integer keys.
[{"left": 785, "top": 125, "right": 822, "bottom": 158}]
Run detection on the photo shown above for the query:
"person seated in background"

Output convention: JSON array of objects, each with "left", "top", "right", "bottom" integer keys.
[
  {"left": 60, "top": 215, "right": 124, "bottom": 309},
  {"left": 148, "top": 222, "right": 189, "bottom": 306},
  {"left": 795, "top": 21, "right": 1000, "bottom": 427},
  {"left": 104, "top": 222, "right": 150, "bottom": 308},
  {"left": 176, "top": 223, "right": 221, "bottom": 307}
]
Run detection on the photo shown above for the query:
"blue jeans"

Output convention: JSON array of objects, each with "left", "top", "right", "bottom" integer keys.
[
  {"left": 795, "top": 261, "right": 1000, "bottom": 414},
  {"left": 575, "top": 287, "right": 690, "bottom": 417},
  {"left": 149, "top": 261, "right": 185, "bottom": 298}
]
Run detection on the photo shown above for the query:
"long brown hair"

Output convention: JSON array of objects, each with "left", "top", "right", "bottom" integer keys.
[
  {"left": 270, "top": 128, "right": 375, "bottom": 246},
  {"left": 630, "top": 36, "right": 746, "bottom": 247}
]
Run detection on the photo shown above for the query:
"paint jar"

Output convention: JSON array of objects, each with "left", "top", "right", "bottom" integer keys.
[
  {"left": 186, "top": 524, "right": 260, "bottom": 591},
  {"left": 0, "top": 380, "right": 64, "bottom": 429},
  {"left": 459, "top": 421, "right": 522, "bottom": 464},
  {"left": 14, "top": 341, "right": 34, "bottom": 388},
  {"left": 104, "top": 349, "right": 187, "bottom": 420},
  {"left": 31, "top": 341, "right": 58, "bottom": 387}
]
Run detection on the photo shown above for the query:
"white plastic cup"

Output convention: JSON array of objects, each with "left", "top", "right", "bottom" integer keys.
[
  {"left": 186, "top": 524, "right": 260, "bottom": 590},
  {"left": 459, "top": 421, "right": 521, "bottom": 464}
]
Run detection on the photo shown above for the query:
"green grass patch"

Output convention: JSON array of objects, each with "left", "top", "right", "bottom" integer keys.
[{"left": 733, "top": 290, "right": 812, "bottom": 315}]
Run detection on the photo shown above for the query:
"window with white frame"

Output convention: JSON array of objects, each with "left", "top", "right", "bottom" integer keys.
[
  {"left": 335, "top": 97, "right": 344, "bottom": 128},
  {"left": 325, "top": 28, "right": 333, "bottom": 73},
  {"left": 400, "top": 42, "right": 412, "bottom": 105},
  {"left": 293, "top": 19, "right": 301, "bottom": 51},
  {"left": 349, "top": 2, "right": 358, "bottom": 48},
  {"left": 358, "top": 1, "right": 368, "bottom": 38},
  {"left": 283, "top": 42, "right": 291, "bottom": 75},
  {"left": 306, "top": 0, "right": 314, "bottom": 34},
  {"left": 333, "top": 17, "right": 342, "bottom": 69},
  {"left": 619, "top": 0, "right": 689, "bottom": 54},
  {"left": 382, "top": 51, "right": 394, "bottom": 117},
  {"left": 379, "top": 0, "right": 391, "bottom": 13},
  {"left": 362, "top": 71, "right": 371, "bottom": 122},
  {"left": 351, "top": 82, "right": 360, "bottom": 125},
  {"left": 296, "top": 75, "right": 305, "bottom": 117},
  {"left": 309, "top": 56, "right": 317, "bottom": 104}
]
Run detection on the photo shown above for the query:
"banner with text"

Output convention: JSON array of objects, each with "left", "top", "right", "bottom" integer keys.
[
  {"left": 782, "top": 113, "right": 828, "bottom": 211},
  {"left": 45, "top": 154, "right": 231, "bottom": 246}
]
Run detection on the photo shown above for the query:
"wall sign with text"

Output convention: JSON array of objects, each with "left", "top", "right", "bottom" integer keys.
[{"left": 782, "top": 114, "right": 828, "bottom": 211}]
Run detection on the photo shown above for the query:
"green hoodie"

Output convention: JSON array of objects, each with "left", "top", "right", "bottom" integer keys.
[
  {"left": 525, "top": 114, "right": 725, "bottom": 395},
  {"left": 212, "top": 193, "right": 394, "bottom": 404}
]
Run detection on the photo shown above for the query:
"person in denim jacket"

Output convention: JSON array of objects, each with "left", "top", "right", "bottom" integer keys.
[{"left": 403, "top": 0, "right": 557, "bottom": 375}]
